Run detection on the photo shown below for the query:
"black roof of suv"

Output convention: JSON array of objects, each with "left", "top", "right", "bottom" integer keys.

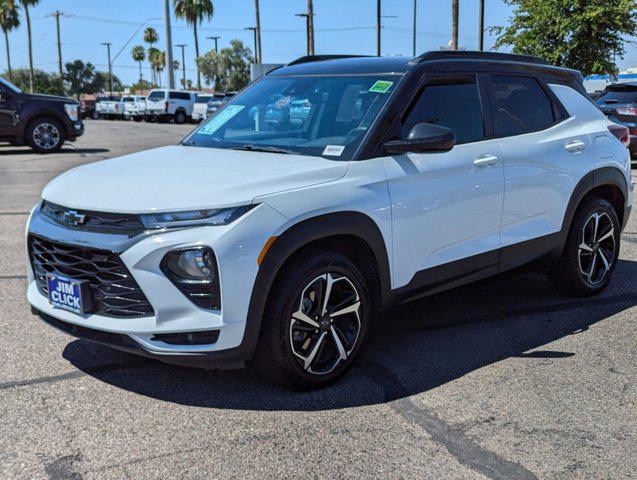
[{"left": 269, "top": 51, "right": 587, "bottom": 97}]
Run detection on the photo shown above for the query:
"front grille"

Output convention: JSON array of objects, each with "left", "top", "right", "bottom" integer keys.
[
  {"left": 28, "top": 235, "right": 154, "bottom": 318},
  {"left": 41, "top": 201, "right": 145, "bottom": 237}
]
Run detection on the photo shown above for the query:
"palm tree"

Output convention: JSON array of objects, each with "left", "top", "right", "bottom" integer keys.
[
  {"left": 143, "top": 27, "right": 159, "bottom": 83},
  {"left": 147, "top": 47, "right": 161, "bottom": 86},
  {"left": 173, "top": 0, "right": 213, "bottom": 90},
  {"left": 20, "top": 0, "right": 40, "bottom": 92},
  {"left": 131, "top": 45, "right": 145, "bottom": 82},
  {"left": 154, "top": 51, "right": 166, "bottom": 87},
  {"left": 0, "top": 0, "right": 19, "bottom": 82},
  {"left": 173, "top": 59, "right": 179, "bottom": 71}
]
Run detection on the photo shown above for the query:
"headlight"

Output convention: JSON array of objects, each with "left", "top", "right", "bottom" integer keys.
[
  {"left": 140, "top": 205, "right": 255, "bottom": 229},
  {"left": 64, "top": 103, "right": 79, "bottom": 121}
]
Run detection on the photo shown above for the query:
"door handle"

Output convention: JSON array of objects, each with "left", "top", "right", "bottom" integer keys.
[
  {"left": 473, "top": 154, "right": 499, "bottom": 167},
  {"left": 565, "top": 140, "right": 586, "bottom": 153}
]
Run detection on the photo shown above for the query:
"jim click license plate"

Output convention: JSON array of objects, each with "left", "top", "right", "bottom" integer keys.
[{"left": 46, "top": 275, "right": 90, "bottom": 314}]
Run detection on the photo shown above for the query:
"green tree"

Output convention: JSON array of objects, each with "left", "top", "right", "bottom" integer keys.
[
  {"left": 63, "top": 60, "right": 96, "bottom": 99},
  {"left": 197, "top": 39, "right": 251, "bottom": 92},
  {"left": 19, "top": 0, "right": 40, "bottom": 93},
  {"left": 0, "top": 0, "right": 19, "bottom": 82},
  {"left": 147, "top": 47, "right": 161, "bottom": 87},
  {"left": 131, "top": 45, "right": 146, "bottom": 82},
  {"left": 173, "top": 0, "right": 214, "bottom": 90},
  {"left": 143, "top": 27, "right": 158, "bottom": 83},
  {"left": 492, "top": 0, "right": 637, "bottom": 76},
  {"left": 130, "top": 78, "right": 153, "bottom": 93},
  {"left": 2, "top": 67, "right": 64, "bottom": 95},
  {"left": 93, "top": 70, "right": 122, "bottom": 93}
]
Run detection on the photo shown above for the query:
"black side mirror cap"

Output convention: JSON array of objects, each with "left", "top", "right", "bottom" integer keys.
[{"left": 383, "top": 122, "right": 456, "bottom": 154}]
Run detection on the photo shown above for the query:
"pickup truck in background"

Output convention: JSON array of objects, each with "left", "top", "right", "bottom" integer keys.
[
  {"left": 95, "top": 96, "right": 122, "bottom": 120},
  {"left": 122, "top": 95, "right": 146, "bottom": 122}
]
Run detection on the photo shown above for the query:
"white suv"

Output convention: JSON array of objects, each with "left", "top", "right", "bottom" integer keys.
[
  {"left": 26, "top": 53, "right": 633, "bottom": 389},
  {"left": 145, "top": 89, "right": 196, "bottom": 124}
]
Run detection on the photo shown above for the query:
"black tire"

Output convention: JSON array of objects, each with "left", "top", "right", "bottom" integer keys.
[
  {"left": 133, "top": 116, "right": 143, "bottom": 122},
  {"left": 91, "top": 110, "right": 100, "bottom": 120},
  {"left": 25, "top": 117, "right": 65, "bottom": 154},
  {"left": 253, "top": 250, "right": 371, "bottom": 389},
  {"left": 548, "top": 197, "right": 620, "bottom": 296},
  {"left": 174, "top": 110, "right": 186, "bottom": 124}
]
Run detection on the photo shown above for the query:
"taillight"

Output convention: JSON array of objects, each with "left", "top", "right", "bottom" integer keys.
[
  {"left": 165, "top": 101, "right": 169, "bottom": 112},
  {"left": 616, "top": 107, "right": 637, "bottom": 116},
  {"left": 81, "top": 100, "right": 86, "bottom": 108},
  {"left": 608, "top": 124, "right": 630, "bottom": 147}
]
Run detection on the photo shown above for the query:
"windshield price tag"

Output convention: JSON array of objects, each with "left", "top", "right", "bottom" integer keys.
[
  {"left": 198, "top": 105, "right": 245, "bottom": 135},
  {"left": 369, "top": 80, "right": 394, "bottom": 94},
  {"left": 323, "top": 145, "right": 345, "bottom": 157}
]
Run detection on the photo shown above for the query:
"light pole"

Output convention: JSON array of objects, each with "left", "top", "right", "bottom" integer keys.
[
  {"left": 254, "top": 0, "right": 262, "bottom": 63},
  {"left": 412, "top": 0, "right": 417, "bottom": 56},
  {"left": 165, "top": 0, "right": 175, "bottom": 89},
  {"left": 244, "top": 27, "right": 258, "bottom": 63},
  {"left": 307, "top": 0, "right": 314, "bottom": 55},
  {"left": 478, "top": 0, "right": 485, "bottom": 51},
  {"left": 101, "top": 42, "right": 113, "bottom": 95},
  {"left": 176, "top": 44, "right": 187, "bottom": 89},
  {"left": 207, "top": 36, "right": 220, "bottom": 53},
  {"left": 295, "top": 13, "right": 310, "bottom": 56},
  {"left": 51, "top": 10, "right": 66, "bottom": 77},
  {"left": 451, "top": 0, "right": 459, "bottom": 51},
  {"left": 376, "top": 0, "right": 381, "bottom": 56}
]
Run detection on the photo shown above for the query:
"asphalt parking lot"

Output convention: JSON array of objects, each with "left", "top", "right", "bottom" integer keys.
[{"left": 1, "top": 120, "right": 635, "bottom": 479}]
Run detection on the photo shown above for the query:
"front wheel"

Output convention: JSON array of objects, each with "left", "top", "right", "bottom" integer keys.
[
  {"left": 25, "top": 117, "right": 65, "bottom": 153},
  {"left": 254, "top": 250, "right": 370, "bottom": 389},
  {"left": 548, "top": 197, "right": 620, "bottom": 296},
  {"left": 174, "top": 111, "right": 186, "bottom": 124}
]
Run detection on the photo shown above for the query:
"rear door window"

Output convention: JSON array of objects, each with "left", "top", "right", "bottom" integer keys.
[
  {"left": 490, "top": 75, "right": 555, "bottom": 137},
  {"left": 403, "top": 77, "right": 486, "bottom": 144},
  {"left": 169, "top": 91, "right": 191, "bottom": 100}
]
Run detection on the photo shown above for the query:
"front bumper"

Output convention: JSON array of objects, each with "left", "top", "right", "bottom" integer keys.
[
  {"left": 26, "top": 202, "right": 289, "bottom": 368},
  {"left": 66, "top": 121, "right": 84, "bottom": 140}
]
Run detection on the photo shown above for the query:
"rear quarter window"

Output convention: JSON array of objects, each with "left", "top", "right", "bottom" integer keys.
[{"left": 490, "top": 75, "right": 555, "bottom": 137}]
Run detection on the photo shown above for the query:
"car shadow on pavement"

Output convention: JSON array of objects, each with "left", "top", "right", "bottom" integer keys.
[
  {"left": 63, "top": 259, "right": 637, "bottom": 411},
  {"left": 0, "top": 147, "right": 110, "bottom": 155}
]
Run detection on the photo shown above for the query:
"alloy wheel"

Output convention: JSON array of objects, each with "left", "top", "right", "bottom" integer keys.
[
  {"left": 33, "top": 123, "right": 61, "bottom": 150},
  {"left": 289, "top": 273, "right": 362, "bottom": 375},
  {"left": 578, "top": 211, "right": 616, "bottom": 286}
]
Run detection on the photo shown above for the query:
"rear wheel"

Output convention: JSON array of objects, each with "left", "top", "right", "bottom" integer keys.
[
  {"left": 174, "top": 110, "right": 186, "bottom": 124},
  {"left": 548, "top": 197, "right": 620, "bottom": 296},
  {"left": 25, "top": 117, "right": 65, "bottom": 153},
  {"left": 91, "top": 110, "right": 100, "bottom": 120},
  {"left": 254, "top": 250, "right": 370, "bottom": 389}
]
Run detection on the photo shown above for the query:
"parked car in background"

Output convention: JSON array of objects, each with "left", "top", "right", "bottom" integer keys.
[
  {"left": 192, "top": 93, "right": 216, "bottom": 122},
  {"left": 145, "top": 89, "right": 196, "bottom": 124},
  {"left": 596, "top": 82, "right": 637, "bottom": 160},
  {"left": 122, "top": 95, "right": 146, "bottom": 122},
  {"left": 81, "top": 99, "right": 97, "bottom": 120},
  {"left": 206, "top": 92, "right": 236, "bottom": 118},
  {"left": 95, "top": 95, "right": 122, "bottom": 120},
  {"left": 26, "top": 52, "right": 632, "bottom": 388},
  {"left": 0, "top": 77, "right": 84, "bottom": 153}
]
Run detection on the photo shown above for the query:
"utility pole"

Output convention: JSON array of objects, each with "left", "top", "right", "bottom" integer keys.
[
  {"left": 451, "top": 0, "right": 459, "bottom": 51},
  {"left": 254, "top": 0, "right": 262, "bottom": 63},
  {"left": 52, "top": 10, "right": 63, "bottom": 77},
  {"left": 207, "top": 36, "right": 220, "bottom": 53},
  {"left": 244, "top": 27, "right": 258, "bottom": 63},
  {"left": 295, "top": 13, "right": 310, "bottom": 56},
  {"left": 101, "top": 42, "right": 113, "bottom": 96},
  {"left": 478, "top": 0, "right": 485, "bottom": 51},
  {"left": 176, "top": 44, "right": 187, "bottom": 89},
  {"left": 165, "top": 0, "right": 175, "bottom": 89},
  {"left": 412, "top": 0, "right": 417, "bottom": 56},
  {"left": 307, "top": 0, "right": 314, "bottom": 55},
  {"left": 376, "top": 0, "right": 381, "bottom": 56}
]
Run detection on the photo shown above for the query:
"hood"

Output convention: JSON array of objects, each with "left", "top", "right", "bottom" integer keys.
[
  {"left": 23, "top": 93, "right": 78, "bottom": 104},
  {"left": 42, "top": 145, "right": 349, "bottom": 213}
]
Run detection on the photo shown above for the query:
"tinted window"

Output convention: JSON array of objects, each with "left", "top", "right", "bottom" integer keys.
[
  {"left": 596, "top": 85, "right": 637, "bottom": 104},
  {"left": 491, "top": 75, "right": 554, "bottom": 136},
  {"left": 403, "top": 80, "right": 485, "bottom": 144},
  {"left": 169, "top": 91, "right": 191, "bottom": 100},
  {"left": 196, "top": 94, "right": 213, "bottom": 102},
  {"left": 148, "top": 91, "right": 165, "bottom": 100}
]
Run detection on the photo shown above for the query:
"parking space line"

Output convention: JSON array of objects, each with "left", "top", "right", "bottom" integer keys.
[{"left": 0, "top": 275, "right": 27, "bottom": 280}]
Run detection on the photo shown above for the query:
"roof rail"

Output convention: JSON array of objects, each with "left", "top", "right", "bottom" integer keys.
[
  {"left": 286, "top": 54, "right": 372, "bottom": 66},
  {"left": 411, "top": 50, "right": 548, "bottom": 66}
]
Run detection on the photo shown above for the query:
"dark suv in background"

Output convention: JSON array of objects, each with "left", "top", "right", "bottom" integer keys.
[
  {"left": 596, "top": 82, "right": 637, "bottom": 160},
  {"left": 0, "top": 77, "right": 84, "bottom": 153}
]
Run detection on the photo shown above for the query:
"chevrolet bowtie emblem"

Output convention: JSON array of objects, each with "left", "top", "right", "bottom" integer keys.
[{"left": 62, "top": 210, "right": 86, "bottom": 226}]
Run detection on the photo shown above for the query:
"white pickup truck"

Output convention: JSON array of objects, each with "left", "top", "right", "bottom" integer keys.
[
  {"left": 122, "top": 95, "right": 146, "bottom": 122},
  {"left": 95, "top": 96, "right": 123, "bottom": 120},
  {"left": 145, "top": 89, "right": 197, "bottom": 124}
]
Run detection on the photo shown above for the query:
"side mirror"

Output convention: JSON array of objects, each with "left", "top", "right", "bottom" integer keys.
[{"left": 383, "top": 122, "right": 455, "bottom": 154}]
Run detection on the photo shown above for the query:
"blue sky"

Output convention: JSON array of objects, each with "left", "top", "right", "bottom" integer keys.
[{"left": 3, "top": 0, "right": 637, "bottom": 86}]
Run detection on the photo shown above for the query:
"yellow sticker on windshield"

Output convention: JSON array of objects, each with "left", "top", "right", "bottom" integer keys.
[{"left": 369, "top": 80, "right": 394, "bottom": 93}]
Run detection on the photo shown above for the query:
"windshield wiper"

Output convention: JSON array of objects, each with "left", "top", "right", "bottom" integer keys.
[{"left": 231, "top": 144, "right": 295, "bottom": 155}]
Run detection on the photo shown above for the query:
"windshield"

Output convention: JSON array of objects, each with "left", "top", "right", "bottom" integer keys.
[
  {"left": 597, "top": 85, "right": 637, "bottom": 104},
  {"left": 122, "top": 97, "right": 134, "bottom": 102},
  {"left": 183, "top": 75, "right": 400, "bottom": 160},
  {"left": 0, "top": 77, "right": 22, "bottom": 93},
  {"left": 148, "top": 91, "right": 165, "bottom": 101}
]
